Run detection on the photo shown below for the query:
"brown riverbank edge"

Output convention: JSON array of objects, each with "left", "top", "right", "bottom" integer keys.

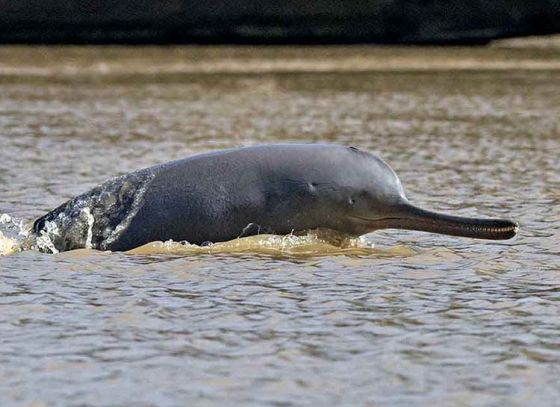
[
  {"left": 491, "top": 34, "right": 560, "bottom": 49},
  {"left": 0, "top": 45, "right": 560, "bottom": 82}
]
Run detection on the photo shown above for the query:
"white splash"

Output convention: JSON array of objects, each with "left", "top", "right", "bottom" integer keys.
[
  {"left": 82, "top": 207, "right": 95, "bottom": 249},
  {"left": 35, "top": 220, "right": 60, "bottom": 254},
  {"left": 358, "top": 235, "right": 375, "bottom": 249},
  {"left": 17, "top": 219, "right": 30, "bottom": 239},
  {"left": 0, "top": 213, "right": 32, "bottom": 255},
  {"left": 0, "top": 230, "right": 17, "bottom": 255}
]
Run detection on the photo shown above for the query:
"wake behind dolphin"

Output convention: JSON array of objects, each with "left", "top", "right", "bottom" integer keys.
[{"left": 33, "top": 144, "right": 518, "bottom": 253}]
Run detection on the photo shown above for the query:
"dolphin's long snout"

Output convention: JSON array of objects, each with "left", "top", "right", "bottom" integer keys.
[{"left": 384, "top": 202, "right": 518, "bottom": 240}]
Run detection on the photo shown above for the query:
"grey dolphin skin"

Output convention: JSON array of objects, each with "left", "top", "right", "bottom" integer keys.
[{"left": 33, "top": 144, "right": 518, "bottom": 252}]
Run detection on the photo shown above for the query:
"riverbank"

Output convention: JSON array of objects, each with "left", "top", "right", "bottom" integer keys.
[{"left": 0, "top": 45, "right": 560, "bottom": 84}]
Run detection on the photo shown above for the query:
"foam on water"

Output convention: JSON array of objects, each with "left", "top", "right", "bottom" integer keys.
[
  {"left": 82, "top": 207, "right": 95, "bottom": 249},
  {"left": 127, "top": 230, "right": 416, "bottom": 258},
  {"left": 0, "top": 213, "right": 32, "bottom": 255},
  {"left": 0, "top": 230, "right": 17, "bottom": 255},
  {"left": 34, "top": 220, "right": 60, "bottom": 254}
]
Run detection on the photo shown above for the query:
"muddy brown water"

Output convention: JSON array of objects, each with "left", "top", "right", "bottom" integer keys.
[{"left": 0, "top": 46, "right": 559, "bottom": 406}]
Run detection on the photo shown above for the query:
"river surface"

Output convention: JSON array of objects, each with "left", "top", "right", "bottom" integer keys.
[{"left": 0, "top": 46, "right": 559, "bottom": 406}]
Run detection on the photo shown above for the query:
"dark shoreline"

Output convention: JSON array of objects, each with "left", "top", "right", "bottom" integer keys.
[{"left": 2, "top": 0, "right": 560, "bottom": 45}]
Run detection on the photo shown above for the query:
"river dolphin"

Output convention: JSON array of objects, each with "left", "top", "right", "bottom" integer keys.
[{"left": 33, "top": 144, "right": 518, "bottom": 252}]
